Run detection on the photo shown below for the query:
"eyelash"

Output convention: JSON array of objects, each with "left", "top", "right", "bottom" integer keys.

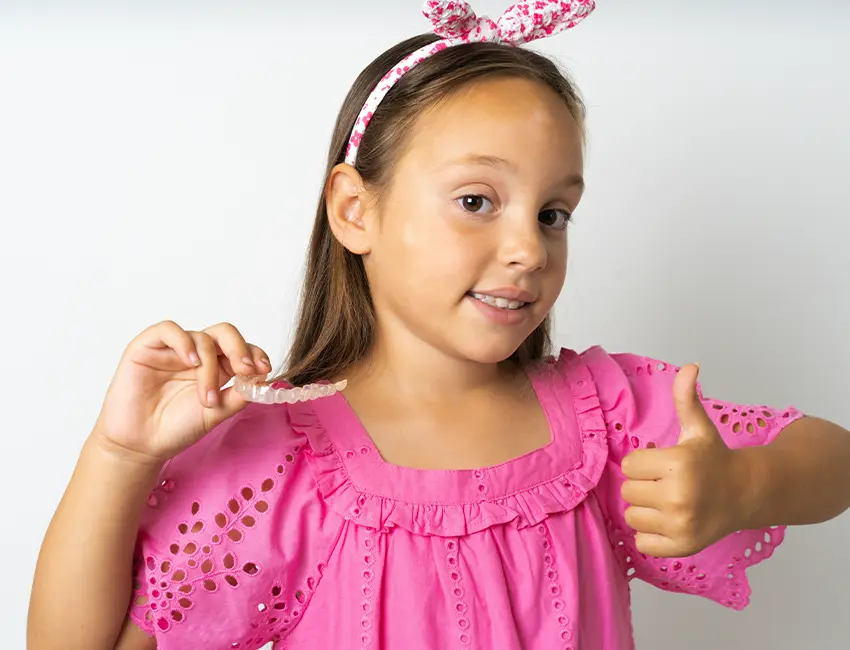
[{"left": 455, "top": 194, "right": 573, "bottom": 230}]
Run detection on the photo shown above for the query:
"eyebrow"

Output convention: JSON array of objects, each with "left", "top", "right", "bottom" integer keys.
[{"left": 441, "top": 154, "right": 585, "bottom": 190}]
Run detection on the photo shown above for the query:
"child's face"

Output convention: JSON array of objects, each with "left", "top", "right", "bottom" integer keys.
[{"left": 365, "top": 76, "right": 584, "bottom": 364}]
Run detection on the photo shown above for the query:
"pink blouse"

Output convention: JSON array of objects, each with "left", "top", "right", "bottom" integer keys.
[{"left": 129, "top": 347, "right": 803, "bottom": 649}]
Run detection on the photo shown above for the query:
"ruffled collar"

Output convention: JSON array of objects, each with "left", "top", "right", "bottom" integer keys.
[{"left": 286, "top": 347, "right": 610, "bottom": 537}]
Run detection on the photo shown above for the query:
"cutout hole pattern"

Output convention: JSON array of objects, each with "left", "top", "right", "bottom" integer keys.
[
  {"left": 445, "top": 538, "right": 472, "bottom": 647},
  {"left": 359, "top": 529, "right": 378, "bottom": 648},
  {"left": 132, "top": 446, "right": 301, "bottom": 638},
  {"left": 703, "top": 400, "right": 794, "bottom": 440},
  {"left": 537, "top": 524, "right": 574, "bottom": 649},
  {"left": 609, "top": 524, "right": 784, "bottom": 609}
]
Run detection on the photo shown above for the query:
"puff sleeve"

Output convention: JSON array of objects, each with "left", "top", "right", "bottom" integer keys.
[
  {"left": 128, "top": 402, "right": 343, "bottom": 649},
  {"left": 584, "top": 347, "right": 804, "bottom": 610}
]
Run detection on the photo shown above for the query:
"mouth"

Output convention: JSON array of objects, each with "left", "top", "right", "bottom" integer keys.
[{"left": 467, "top": 291, "right": 532, "bottom": 311}]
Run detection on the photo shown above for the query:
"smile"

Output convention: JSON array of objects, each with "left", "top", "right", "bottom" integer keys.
[{"left": 470, "top": 292, "right": 526, "bottom": 311}]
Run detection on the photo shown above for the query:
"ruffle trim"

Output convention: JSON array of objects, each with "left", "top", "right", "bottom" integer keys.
[{"left": 289, "top": 350, "right": 611, "bottom": 537}]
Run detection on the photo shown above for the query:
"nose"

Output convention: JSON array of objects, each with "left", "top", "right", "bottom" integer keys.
[{"left": 497, "top": 212, "right": 548, "bottom": 272}]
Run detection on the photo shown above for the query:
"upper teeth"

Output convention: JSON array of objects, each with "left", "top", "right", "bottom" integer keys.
[{"left": 472, "top": 293, "right": 526, "bottom": 310}]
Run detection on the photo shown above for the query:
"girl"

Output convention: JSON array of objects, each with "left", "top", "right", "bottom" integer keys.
[{"left": 28, "top": 2, "right": 850, "bottom": 649}]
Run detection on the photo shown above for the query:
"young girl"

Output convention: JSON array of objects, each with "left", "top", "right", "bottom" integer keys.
[{"left": 28, "top": 2, "right": 850, "bottom": 649}]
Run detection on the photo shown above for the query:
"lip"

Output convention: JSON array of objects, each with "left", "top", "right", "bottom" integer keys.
[
  {"left": 469, "top": 287, "right": 536, "bottom": 303},
  {"left": 466, "top": 294, "right": 532, "bottom": 326}
]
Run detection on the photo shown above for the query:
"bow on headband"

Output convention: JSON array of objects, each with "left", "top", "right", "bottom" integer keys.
[
  {"left": 424, "top": 0, "right": 594, "bottom": 45},
  {"left": 344, "top": 0, "right": 596, "bottom": 164}
]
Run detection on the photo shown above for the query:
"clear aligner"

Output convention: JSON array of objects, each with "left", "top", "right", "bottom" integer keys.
[{"left": 233, "top": 375, "right": 347, "bottom": 405}]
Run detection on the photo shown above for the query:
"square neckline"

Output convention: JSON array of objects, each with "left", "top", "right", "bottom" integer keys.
[
  {"left": 331, "top": 360, "right": 558, "bottom": 473},
  {"left": 304, "top": 353, "right": 592, "bottom": 505}
]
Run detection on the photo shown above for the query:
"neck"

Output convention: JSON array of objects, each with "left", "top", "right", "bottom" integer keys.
[{"left": 348, "top": 325, "right": 512, "bottom": 405}]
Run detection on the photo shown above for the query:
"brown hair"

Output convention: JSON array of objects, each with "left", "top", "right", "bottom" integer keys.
[{"left": 279, "top": 34, "right": 586, "bottom": 386}]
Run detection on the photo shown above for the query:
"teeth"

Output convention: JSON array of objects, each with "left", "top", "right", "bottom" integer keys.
[{"left": 471, "top": 292, "right": 525, "bottom": 310}]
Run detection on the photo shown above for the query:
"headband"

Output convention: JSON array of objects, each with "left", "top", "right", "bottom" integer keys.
[{"left": 344, "top": 0, "right": 596, "bottom": 166}]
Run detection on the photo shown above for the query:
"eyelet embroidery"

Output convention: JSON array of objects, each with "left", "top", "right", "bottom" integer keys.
[
  {"left": 360, "top": 529, "right": 378, "bottom": 648},
  {"left": 237, "top": 567, "right": 323, "bottom": 649},
  {"left": 704, "top": 401, "right": 791, "bottom": 437},
  {"left": 622, "top": 358, "right": 679, "bottom": 378},
  {"left": 624, "top": 356, "right": 797, "bottom": 441},
  {"left": 537, "top": 523, "right": 574, "bottom": 649},
  {"left": 132, "top": 447, "right": 300, "bottom": 636},
  {"left": 445, "top": 538, "right": 472, "bottom": 647},
  {"left": 609, "top": 419, "right": 785, "bottom": 608}
]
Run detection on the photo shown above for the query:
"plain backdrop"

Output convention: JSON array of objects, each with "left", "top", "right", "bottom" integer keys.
[{"left": 1, "top": 1, "right": 848, "bottom": 648}]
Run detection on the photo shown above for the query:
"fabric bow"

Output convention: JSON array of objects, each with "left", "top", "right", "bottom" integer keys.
[
  {"left": 343, "top": 0, "right": 595, "bottom": 165},
  {"left": 422, "top": 0, "right": 595, "bottom": 46}
]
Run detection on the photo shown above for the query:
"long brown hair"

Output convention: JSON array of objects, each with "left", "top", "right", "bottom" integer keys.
[{"left": 280, "top": 34, "right": 586, "bottom": 386}]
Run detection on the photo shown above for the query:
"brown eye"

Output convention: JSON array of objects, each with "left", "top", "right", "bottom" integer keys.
[
  {"left": 539, "top": 208, "right": 572, "bottom": 230},
  {"left": 457, "top": 195, "right": 493, "bottom": 213}
]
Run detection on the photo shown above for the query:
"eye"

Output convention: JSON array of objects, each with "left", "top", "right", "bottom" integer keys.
[
  {"left": 456, "top": 194, "right": 495, "bottom": 214},
  {"left": 539, "top": 208, "right": 572, "bottom": 231}
]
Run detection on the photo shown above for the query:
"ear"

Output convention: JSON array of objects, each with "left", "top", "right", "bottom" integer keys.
[{"left": 326, "top": 163, "right": 373, "bottom": 255}]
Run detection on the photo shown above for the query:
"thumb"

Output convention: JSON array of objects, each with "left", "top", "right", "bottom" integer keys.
[
  {"left": 209, "top": 386, "right": 250, "bottom": 430},
  {"left": 673, "top": 363, "right": 719, "bottom": 445}
]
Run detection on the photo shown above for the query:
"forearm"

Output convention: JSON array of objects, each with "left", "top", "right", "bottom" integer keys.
[
  {"left": 738, "top": 416, "right": 850, "bottom": 529},
  {"left": 28, "top": 432, "right": 163, "bottom": 650}
]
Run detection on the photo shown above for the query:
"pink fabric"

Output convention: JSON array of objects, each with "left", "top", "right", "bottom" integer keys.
[{"left": 128, "top": 347, "right": 804, "bottom": 649}]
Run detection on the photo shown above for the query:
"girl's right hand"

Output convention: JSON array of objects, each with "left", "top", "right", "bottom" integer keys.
[{"left": 92, "top": 320, "right": 272, "bottom": 466}]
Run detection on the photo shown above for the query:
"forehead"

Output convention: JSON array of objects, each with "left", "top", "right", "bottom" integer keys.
[{"left": 401, "top": 76, "right": 584, "bottom": 176}]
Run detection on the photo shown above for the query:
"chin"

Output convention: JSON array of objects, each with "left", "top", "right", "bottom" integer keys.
[{"left": 453, "top": 335, "right": 531, "bottom": 365}]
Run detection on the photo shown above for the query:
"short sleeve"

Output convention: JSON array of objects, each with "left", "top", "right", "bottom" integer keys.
[
  {"left": 583, "top": 348, "right": 805, "bottom": 610},
  {"left": 127, "top": 402, "right": 343, "bottom": 649}
]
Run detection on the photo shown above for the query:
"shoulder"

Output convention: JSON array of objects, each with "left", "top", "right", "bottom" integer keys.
[
  {"left": 543, "top": 346, "right": 681, "bottom": 410},
  {"left": 130, "top": 402, "right": 338, "bottom": 639},
  {"left": 538, "top": 346, "right": 683, "bottom": 450},
  {"left": 541, "top": 346, "right": 674, "bottom": 398},
  {"left": 138, "top": 402, "right": 309, "bottom": 542}
]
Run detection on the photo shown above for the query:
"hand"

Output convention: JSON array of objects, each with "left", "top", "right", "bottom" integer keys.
[
  {"left": 91, "top": 320, "right": 272, "bottom": 466},
  {"left": 620, "top": 363, "right": 749, "bottom": 558}
]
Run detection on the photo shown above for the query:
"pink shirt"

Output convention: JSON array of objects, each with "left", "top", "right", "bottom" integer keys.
[{"left": 129, "top": 347, "right": 803, "bottom": 649}]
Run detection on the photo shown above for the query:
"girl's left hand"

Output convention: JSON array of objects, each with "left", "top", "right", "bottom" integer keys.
[{"left": 619, "top": 363, "right": 750, "bottom": 558}]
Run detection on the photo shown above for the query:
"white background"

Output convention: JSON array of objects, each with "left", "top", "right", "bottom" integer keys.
[{"left": 1, "top": 1, "right": 848, "bottom": 648}]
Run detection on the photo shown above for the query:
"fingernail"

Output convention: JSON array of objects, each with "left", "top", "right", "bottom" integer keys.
[
  {"left": 207, "top": 389, "right": 218, "bottom": 407},
  {"left": 260, "top": 358, "right": 271, "bottom": 367},
  {"left": 189, "top": 352, "right": 200, "bottom": 366},
  {"left": 242, "top": 356, "right": 255, "bottom": 367},
  {"left": 694, "top": 362, "right": 701, "bottom": 369}
]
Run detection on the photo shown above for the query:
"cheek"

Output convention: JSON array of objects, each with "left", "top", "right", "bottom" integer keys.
[
  {"left": 383, "top": 205, "right": 481, "bottom": 279},
  {"left": 542, "top": 241, "right": 568, "bottom": 296}
]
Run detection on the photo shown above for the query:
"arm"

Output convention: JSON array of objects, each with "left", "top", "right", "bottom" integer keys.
[
  {"left": 620, "top": 362, "right": 850, "bottom": 558},
  {"left": 738, "top": 416, "right": 850, "bottom": 528},
  {"left": 28, "top": 432, "right": 162, "bottom": 650},
  {"left": 28, "top": 320, "right": 271, "bottom": 649}
]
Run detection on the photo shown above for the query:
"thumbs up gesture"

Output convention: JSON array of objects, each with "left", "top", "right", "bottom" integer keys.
[{"left": 620, "top": 364, "right": 749, "bottom": 558}]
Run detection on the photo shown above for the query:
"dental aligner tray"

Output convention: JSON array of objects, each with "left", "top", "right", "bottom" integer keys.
[{"left": 233, "top": 375, "right": 347, "bottom": 404}]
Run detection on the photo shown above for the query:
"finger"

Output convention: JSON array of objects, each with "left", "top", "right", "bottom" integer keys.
[
  {"left": 195, "top": 383, "right": 253, "bottom": 432},
  {"left": 621, "top": 478, "right": 665, "bottom": 508},
  {"left": 634, "top": 532, "right": 680, "bottom": 558},
  {"left": 202, "top": 322, "right": 259, "bottom": 379},
  {"left": 133, "top": 320, "right": 202, "bottom": 370},
  {"left": 624, "top": 506, "right": 667, "bottom": 535},
  {"left": 217, "top": 384, "right": 252, "bottom": 420},
  {"left": 621, "top": 448, "right": 671, "bottom": 481},
  {"left": 188, "top": 331, "right": 221, "bottom": 408},
  {"left": 248, "top": 344, "right": 273, "bottom": 374},
  {"left": 673, "top": 363, "right": 716, "bottom": 444},
  {"left": 221, "top": 343, "right": 272, "bottom": 377}
]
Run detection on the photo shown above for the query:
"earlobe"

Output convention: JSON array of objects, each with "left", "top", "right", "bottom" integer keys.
[{"left": 326, "top": 163, "right": 371, "bottom": 255}]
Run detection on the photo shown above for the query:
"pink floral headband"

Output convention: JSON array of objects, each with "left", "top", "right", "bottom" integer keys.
[{"left": 344, "top": 0, "right": 597, "bottom": 165}]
